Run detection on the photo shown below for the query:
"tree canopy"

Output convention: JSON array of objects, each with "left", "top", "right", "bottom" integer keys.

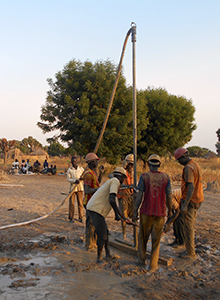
[
  {"left": 187, "top": 146, "right": 209, "bottom": 157},
  {"left": 137, "top": 88, "right": 196, "bottom": 162},
  {"left": 38, "top": 58, "right": 196, "bottom": 163},
  {"left": 44, "top": 138, "right": 66, "bottom": 156},
  {"left": 38, "top": 59, "right": 147, "bottom": 163}
]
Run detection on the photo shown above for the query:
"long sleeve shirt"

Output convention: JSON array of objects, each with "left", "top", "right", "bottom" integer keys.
[{"left": 67, "top": 166, "right": 84, "bottom": 192}]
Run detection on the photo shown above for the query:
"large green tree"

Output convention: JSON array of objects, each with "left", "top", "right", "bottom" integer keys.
[
  {"left": 38, "top": 59, "right": 148, "bottom": 163},
  {"left": 137, "top": 88, "right": 196, "bottom": 164}
]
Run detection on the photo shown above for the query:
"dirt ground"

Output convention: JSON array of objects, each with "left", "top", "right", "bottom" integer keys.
[{"left": 0, "top": 174, "right": 219, "bottom": 300}]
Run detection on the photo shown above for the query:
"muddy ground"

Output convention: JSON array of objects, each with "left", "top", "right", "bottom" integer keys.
[{"left": 0, "top": 174, "right": 219, "bottom": 300}]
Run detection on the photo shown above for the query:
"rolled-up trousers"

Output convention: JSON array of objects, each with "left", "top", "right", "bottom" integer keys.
[
  {"left": 88, "top": 210, "right": 110, "bottom": 259},
  {"left": 138, "top": 214, "right": 164, "bottom": 270},
  {"left": 85, "top": 209, "right": 97, "bottom": 250},
  {"left": 69, "top": 191, "right": 84, "bottom": 220},
  {"left": 184, "top": 201, "right": 202, "bottom": 256}
]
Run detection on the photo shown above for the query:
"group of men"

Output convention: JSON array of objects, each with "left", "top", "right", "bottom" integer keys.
[
  {"left": 66, "top": 148, "right": 204, "bottom": 271},
  {"left": 11, "top": 158, "right": 31, "bottom": 174}
]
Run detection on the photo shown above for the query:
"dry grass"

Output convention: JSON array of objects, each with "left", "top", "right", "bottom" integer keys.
[
  {"left": 1, "top": 156, "right": 220, "bottom": 186},
  {"left": 159, "top": 157, "right": 220, "bottom": 186},
  {"left": 0, "top": 170, "right": 10, "bottom": 182}
]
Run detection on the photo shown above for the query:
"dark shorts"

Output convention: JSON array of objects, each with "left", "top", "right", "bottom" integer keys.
[{"left": 87, "top": 210, "right": 108, "bottom": 247}]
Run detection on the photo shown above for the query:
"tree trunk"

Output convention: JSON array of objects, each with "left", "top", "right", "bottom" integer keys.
[{"left": 3, "top": 150, "right": 9, "bottom": 169}]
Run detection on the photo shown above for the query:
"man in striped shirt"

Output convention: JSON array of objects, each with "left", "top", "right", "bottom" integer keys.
[{"left": 134, "top": 154, "right": 172, "bottom": 272}]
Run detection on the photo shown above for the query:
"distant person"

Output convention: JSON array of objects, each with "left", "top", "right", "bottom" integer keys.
[
  {"left": 174, "top": 148, "right": 204, "bottom": 259},
  {"left": 134, "top": 154, "right": 172, "bottom": 272},
  {"left": 26, "top": 159, "right": 32, "bottom": 172},
  {"left": 11, "top": 159, "right": 19, "bottom": 174},
  {"left": 20, "top": 159, "right": 26, "bottom": 174},
  {"left": 43, "top": 159, "right": 49, "bottom": 173},
  {"left": 51, "top": 165, "right": 57, "bottom": 175},
  {"left": 48, "top": 165, "right": 53, "bottom": 174},
  {"left": 12, "top": 159, "right": 19, "bottom": 170},
  {"left": 33, "top": 160, "right": 41, "bottom": 173},
  {"left": 67, "top": 156, "right": 84, "bottom": 223}
]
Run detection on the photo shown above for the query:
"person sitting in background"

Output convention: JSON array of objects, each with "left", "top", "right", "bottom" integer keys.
[
  {"left": 10, "top": 159, "right": 19, "bottom": 174},
  {"left": 33, "top": 160, "right": 41, "bottom": 173},
  {"left": 25, "top": 159, "right": 32, "bottom": 172},
  {"left": 42, "top": 159, "right": 49, "bottom": 173},
  {"left": 20, "top": 159, "right": 26, "bottom": 174},
  {"left": 12, "top": 159, "right": 19, "bottom": 170},
  {"left": 51, "top": 165, "right": 57, "bottom": 175},
  {"left": 48, "top": 165, "right": 53, "bottom": 173}
]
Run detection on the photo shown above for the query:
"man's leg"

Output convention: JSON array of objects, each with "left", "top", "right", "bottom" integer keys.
[
  {"left": 171, "top": 212, "right": 185, "bottom": 246},
  {"left": 137, "top": 214, "right": 152, "bottom": 265},
  {"left": 69, "top": 193, "right": 75, "bottom": 221},
  {"left": 150, "top": 216, "right": 164, "bottom": 271},
  {"left": 88, "top": 210, "right": 108, "bottom": 262},
  {"left": 85, "top": 209, "right": 97, "bottom": 250},
  {"left": 184, "top": 202, "right": 201, "bottom": 257},
  {"left": 119, "top": 198, "right": 127, "bottom": 240},
  {"left": 76, "top": 191, "right": 84, "bottom": 221},
  {"left": 175, "top": 212, "right": 185, "bottom": 244}
]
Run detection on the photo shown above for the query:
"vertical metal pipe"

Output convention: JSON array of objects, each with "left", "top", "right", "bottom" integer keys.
[
  {"left": 131, "top": 23, "right": 137, "bottom": 187},
  {"left": 131, "top": 23, "right": 138, "bottom": 248}
]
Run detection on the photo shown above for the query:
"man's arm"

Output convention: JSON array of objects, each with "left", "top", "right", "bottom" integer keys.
[
  {"left": 181, "top": 182, "right": 194, "bottom": 214},
  {"left": 109, "top": 193, "right": 133, "bottom": 224},
  {"left": 109, "top": 193, "right": 125, "bottom": 220},
  {"left": 166, "top": 193, "right": 173, "bottom": 218},
  {"left": 133, "top": 191, "right": 144, "bottom": 220},
  {"left": 67, "top": 170, "right": 79, "bottom": 184},
  {"left": 98, "top": 165, "right": 104, "bottom": 183},
  {"left": 84, "top": 184, "right": 98, "bottom": 195}
]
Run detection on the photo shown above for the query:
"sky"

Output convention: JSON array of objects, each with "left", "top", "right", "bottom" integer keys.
[{"left": 0, "top": 0, "right": 219, "bottom": 152}]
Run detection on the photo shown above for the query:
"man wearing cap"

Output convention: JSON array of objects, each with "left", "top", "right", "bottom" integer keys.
[
  {"left": 134, "top": 154, "right": 172, "bottom": 272},
  {"left": 117, "top": 154, "right": 134, "bottom": 240},
  {"left": 83, "top": 152, "right": 104, "bottom": 251},
  {"left": 87, "top": 167, "right": 133, "bottom": 263},
  {"left": 174, "top": 148, "right": 204, "bottom": 259}
]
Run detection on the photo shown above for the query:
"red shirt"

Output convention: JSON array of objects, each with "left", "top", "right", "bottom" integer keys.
[
  {"left": 117, "top": 170, "right": 133, "bottom": 200},
  {"left": 138, "top": 171, "right": 171, "bottom": 217},
  {"left": 83, "top": 168, "right": 100, "bottom": 205}
]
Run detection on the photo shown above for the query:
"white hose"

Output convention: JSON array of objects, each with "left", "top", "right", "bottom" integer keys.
[
  {"left": 0, "top": 167, "right": 89, "bottom": 231},
  {"left": 0, "top": 187, "right": 74, "bottom": 230}
]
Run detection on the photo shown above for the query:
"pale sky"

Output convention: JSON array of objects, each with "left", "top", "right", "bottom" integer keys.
[{"left": 1, "top": 0, "right": 219, "bottom": 152}]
